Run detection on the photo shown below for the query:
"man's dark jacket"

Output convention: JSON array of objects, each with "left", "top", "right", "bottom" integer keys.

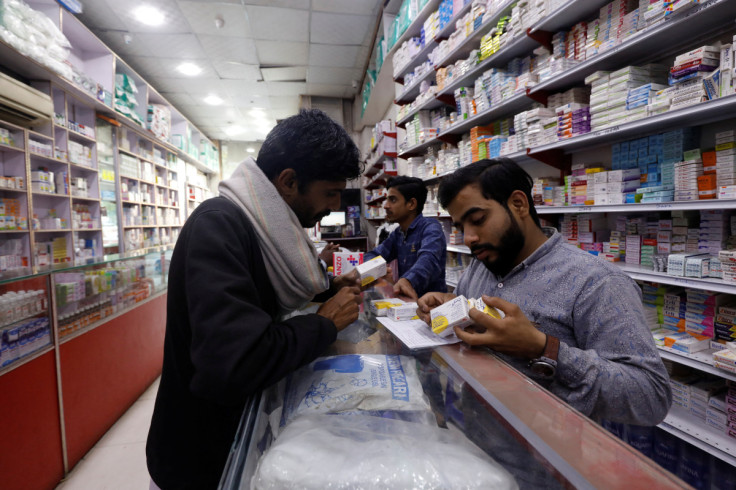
[{"left": 146, "top": 197, "right": 337, "bottom": 489}]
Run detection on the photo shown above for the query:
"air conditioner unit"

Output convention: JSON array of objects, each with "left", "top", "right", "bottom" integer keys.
[{"left": 0, "top": 72, "right": 53, "bottom": 127}]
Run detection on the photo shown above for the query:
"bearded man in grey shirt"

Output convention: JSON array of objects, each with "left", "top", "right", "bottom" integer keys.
[{"left": 417, "top": 158, "right": 672, "bottom": 427}]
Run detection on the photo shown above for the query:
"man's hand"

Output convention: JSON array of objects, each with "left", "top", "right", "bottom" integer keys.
[
  {"left": 319, "top": 242, "right": 339, "bottom": 267},
  {"left": 393, "top": 277, "right": 418, "bottom": 301},
  {"left": 456, "top": 295, "right": 547, "bottom": 359},
  {"left": 317, "top": 286, "right": 362, "bottom": 331},
  {"left": 416, "top": 291, "right": 457, "bottom": 324},
  {"left": 333, "top": 269, "right": 360, "bottom": 291}
]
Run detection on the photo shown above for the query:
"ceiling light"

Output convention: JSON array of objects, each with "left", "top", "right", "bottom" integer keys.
[
  {"left": 224, "top": 125, "right": 244, "bottom": 136},
  {"left": 177, "top": 62, "right": 201, "bottom": 76},
  {"left": 204, "top": 94, "right": 223, "bottom": 106},
  {"left": 247, "top": 147, "right": 255, "bottom": 153},
  {"left": 134, "top": 5, "right": 165, "bottom": 26}
]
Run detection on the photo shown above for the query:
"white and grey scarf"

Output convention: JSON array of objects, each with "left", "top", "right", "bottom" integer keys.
[{"left": 218, "top": 157, "right": 329, "bottom": 315}]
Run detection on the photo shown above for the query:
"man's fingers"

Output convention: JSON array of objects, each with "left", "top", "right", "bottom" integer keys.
[{"left": 454, "top": 326, "right": 492, "bottom": 346}]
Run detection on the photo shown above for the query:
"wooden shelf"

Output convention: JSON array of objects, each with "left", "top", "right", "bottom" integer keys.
[{"left": 32, "top": 191, "right": 69, "bottom": 198}]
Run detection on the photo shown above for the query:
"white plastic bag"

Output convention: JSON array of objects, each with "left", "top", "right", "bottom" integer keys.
[
  {"left": 280, "top": 354, "right": 431, "bottom": 425},
  {"left": 251, "top": 413, "right": 518, "bottom": 490}
]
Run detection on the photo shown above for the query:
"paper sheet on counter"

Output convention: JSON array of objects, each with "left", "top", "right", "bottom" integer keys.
[{"left": 376, "top": 317, "right": 461, "bottom": 350}]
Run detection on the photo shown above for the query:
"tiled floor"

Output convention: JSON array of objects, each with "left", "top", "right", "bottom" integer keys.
[{"left": 56, "top": 377, "right": 160, "bottom": 490}]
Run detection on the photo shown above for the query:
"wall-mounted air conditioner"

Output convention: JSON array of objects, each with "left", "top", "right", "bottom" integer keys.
[{"left": 0, "top": 72, "right": 53, "bottom": 127}]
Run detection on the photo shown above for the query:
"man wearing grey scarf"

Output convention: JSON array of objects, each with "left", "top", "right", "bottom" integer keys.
[{"left": 147, "top": 110, "right": 363, "bottom": 489}]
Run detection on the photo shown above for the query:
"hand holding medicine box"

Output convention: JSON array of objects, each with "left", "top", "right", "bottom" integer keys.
[
  {"left": 355, "top": 256, "right": 387, "bottom": 287},
  {"left": 430, "top": 296, "right": 504, "bottom": 337}
]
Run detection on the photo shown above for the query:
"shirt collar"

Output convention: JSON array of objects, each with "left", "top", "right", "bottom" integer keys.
[
  {"left": 402, "top": 214, "right": 424, "bottom": 236},
  {"left": 499, "top": 227, "right": 559, "bottom": 280}
]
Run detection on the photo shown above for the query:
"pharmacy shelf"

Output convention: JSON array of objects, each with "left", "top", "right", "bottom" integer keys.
[
  {"left": 32, "top": 192, "right": 70, "bottom": 198},
  {"left": 617, "top": 263, "right": 736, "bottom": 296},
  {"left": 530, "top": 94, "right": 736, "bottom": 155},
  {"left": 659, "top": 405, "right": 736, "bottom": 467},
  {"left": 657, "top": 346, "right": 736, "bottom": 384},
  {"left": 530, "top": 0, "right": 736, "bottom": 94},
  {"left": 386, "top": 0, "right": 443, "bottom": 60},
  {"left": 0, "top": 143, "right": 24, "bottom": 154},
  {"left": 0, "top": 230, "right": 29, "bottom": 234},
  {"left": 365, "top": 153, "right": 396, "bottom": 176},
  {"left": 396, "top": 95, "right": 451, "bottom": 127},
  {"left": 69, "top": 163, "right": 98, "bottom": 172},
  {"left": 73, "top": 227, "right": 102, "bottom": 232},
  {"left": 440, "top": 92, "right": 532, "bottom": 136},
  {"left": 398, "top": 138, "right": 442, "bottom": 158},
  {"left": 364, "top": 170, "right": 398, "bottom": 189},
  {"left": 71, "top": 196, "right": 100, "bottom": 202},
  {"left": 536, "top": 199, "right": 736, "bottom": 215},
  {"left": 447, "top": 244, "right": 471, "bottom": 255},
  {"left": 29, "top": 152, "right": 66, "bottom": 164},
  {"left": 67, "top": 129, "right": 96, "bottom": 144},
  {"left": 35, "top": 228, "right": 70, "bottom": 233},
  {"left": 395, "top": 69, "right": 437, "bottom": 104},
  {"left": 393, "top": 0, "right": 474, "bottom": 81},
  {"left": 423, "top": 168, "right": 456, "bottom": 183},
  {"left": 0, "top": 187, "right": 28, "bottom": 194},
  {"left": 366, "top": 195, "right": 386, "bottom": 206}
]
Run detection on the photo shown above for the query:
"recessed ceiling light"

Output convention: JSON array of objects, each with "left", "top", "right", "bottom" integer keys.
[
  {"left": 224, "top": 125, "right": 244, "bottom": 136},
  {"left": 134, "top": 5, "right": 165, "bottom": 26},
  {"left": 177, "top": 62, "right": 201, "bottom": 76},
  {"left": 246, "top": 147, "right": 255, "bottom": 153},
  {"left": 204, "top": 94, "right": 223, "bottom": 106}
]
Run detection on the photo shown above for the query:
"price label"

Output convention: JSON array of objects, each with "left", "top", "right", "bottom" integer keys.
[
  {"left": 655, "top": 203, "right": 673, "bottom": 209},
  {"left": 594, "top": 126, "right": 620, "bottom": 137},
  {"left": 674, "top": 277, "right": 692, "bottom": 285},
  {"left": 579, "top": 206, "right": 592, "bottom": 212}
]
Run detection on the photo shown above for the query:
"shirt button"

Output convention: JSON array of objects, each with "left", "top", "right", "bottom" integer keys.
[{"left": 497, "top": 283, "right": 503, "bottom": 288}]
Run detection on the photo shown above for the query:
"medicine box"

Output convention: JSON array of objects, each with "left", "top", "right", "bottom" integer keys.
[
  {"left": 356, "top": 256, "right": 387, "bottom": 287},
  {"left": 388, "top": 302, "right": 418, "bottom": 321}
]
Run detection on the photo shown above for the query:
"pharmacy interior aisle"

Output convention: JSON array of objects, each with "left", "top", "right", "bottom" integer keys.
[{"left": 2, "top": 0, "right": 736, "bottom": 488}]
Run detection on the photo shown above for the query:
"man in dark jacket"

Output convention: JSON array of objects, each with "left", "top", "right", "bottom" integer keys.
[{"left": 146, "top": 109, "right": 363, "bottom": 489}]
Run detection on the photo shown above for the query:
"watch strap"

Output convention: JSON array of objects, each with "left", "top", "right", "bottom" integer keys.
[{"left": 542, "top": 335, "right": 560, "bottom": 362}]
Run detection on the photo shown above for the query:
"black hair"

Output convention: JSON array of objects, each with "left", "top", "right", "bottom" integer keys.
[
  {"left": 386, "top": 176, "right": 428, "bottom": 214},
  {"left": 438, "top": 158, "right": 541, "bottom": 228},
  {"left": 257, "top": 109, "right": 362, "bottom": 191}
]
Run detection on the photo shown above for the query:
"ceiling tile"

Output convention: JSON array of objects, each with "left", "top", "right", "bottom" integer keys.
[
  {"left": 255, "top": 41, "right": 308, "bottom": 65},
  {"left": 134, "top": 33, "right": 207, "bottom": 59},
  {"left": 124, "top": 57, "right": 219, "bottom": 81},
  {"left": 98, "top": 32, "right": 153, "bottom": 57},
  {"left": 246, "top": 6, "right": 309, "bottom": 42},
  {"left": 310, "top": 12, "right": 373, "bottom": 45},
  {"left": 261, "top": 67, "right": 307, "bottom": 82},
  {"left": 266, "top": 82, "right": 307, "bottom": 97},
  {"left": 106, "top": 0, "right": 192, "bottom": 34},
  {"left": 309, "top": 44, "right": 361, "bottom": 68},
  {"left": 306, "top": 67, "right": 361, "bottom": 85},
  {"left": 199, "top": 36, "right": 259, "bottom": 64},
  {"left": 306, "top": 83, "right": 351, "bottom": 97},
  {"left": 311, "top": 0, "right": 382, "bottom": 16},
  {"left": 270, "top": 107, "right": 300, "bottom": 120},
  {"left": 79, "top": 1, "right": 128, "bottom": 31},
  {"left": 177, "top": 2, "right": 251, "bottom": 37},
  {"left": 159, "top": 92, "right": 198, "bottom": 107},
  {"left": 244, "top": 0, "right": 310, "bottom": 8},
  {"left": 221, "top": 80, "right": 271, "bottom": 98},
  {"left": 212, "top": 60, "right": 262, "bottom": 81},
  {"left": 268, "top": 96, "right": 301, "bottom": 110}
]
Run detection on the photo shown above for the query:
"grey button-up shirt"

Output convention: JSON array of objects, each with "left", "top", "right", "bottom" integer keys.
[{"left": 457, "top": 229, "right": 672, "bottom": 425}]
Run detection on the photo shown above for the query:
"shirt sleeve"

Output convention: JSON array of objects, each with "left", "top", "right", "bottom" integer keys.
[
  {"left": 553, "top": 274, "right": 672, "bottom": 425},
  {"left": 365, "top": 230, "right": 397, "bottom": 262},
  {"left": 182, "top": 209, "right": 338, "bottom": 406},
  {"left": 402, "top": 221, "right": 447, "bottom": 295}
]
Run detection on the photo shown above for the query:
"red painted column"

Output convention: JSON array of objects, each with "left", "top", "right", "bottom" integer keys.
[
  {"left": 0, "top": 351, "right": 64, "bottom": 490},
  {"left": 60, "top": 293, "right": 166, "bottom": 468}
]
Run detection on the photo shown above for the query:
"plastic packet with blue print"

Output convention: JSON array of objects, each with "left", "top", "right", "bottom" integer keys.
[{"left": 280, "top": 354, "right": 431, "bottom": 426}]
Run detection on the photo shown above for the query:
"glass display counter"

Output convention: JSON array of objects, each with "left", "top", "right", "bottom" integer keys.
[
  {"left": 220, "top": 281, "right": 689, "bottom": 490},
  {"left": 0, "top": 247, "right": 170, "bottom": 360}
]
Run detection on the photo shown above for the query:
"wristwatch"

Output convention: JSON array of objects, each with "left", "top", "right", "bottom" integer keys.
[{"left": 529, "top": 335, "right": 559, "bottom": 379}]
